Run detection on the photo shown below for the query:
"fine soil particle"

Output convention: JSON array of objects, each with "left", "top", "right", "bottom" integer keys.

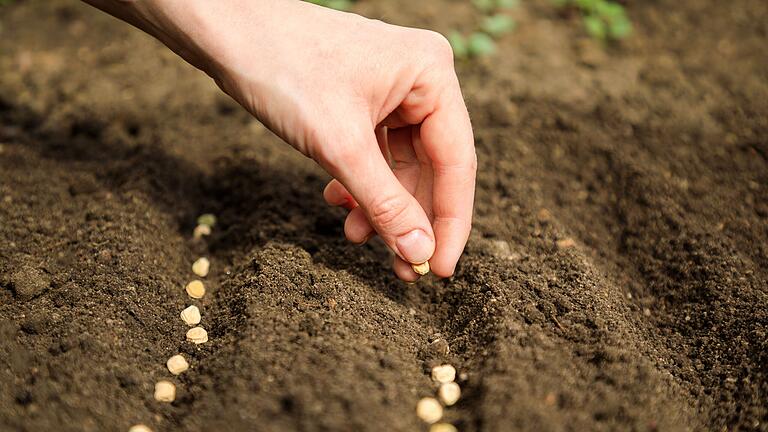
[{"left": 1, "top": 0, "right": 766, "bottom": 431}]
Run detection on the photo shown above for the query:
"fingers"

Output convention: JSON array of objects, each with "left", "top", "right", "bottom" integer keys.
[
  {"left": 323, "top": 179, "right": 357, "bottom": 210},
  {"left": 418, "top": 76, "right": 476, "bottom": 277},
  {"left": 327, "top": 126, "right": 435, "bottom": 265},
  {"left": 344, "top": 206, "right": 373, "bottom": 244},
  {"left": 393, "top": 255, "right": 420, "bottom": 282}
]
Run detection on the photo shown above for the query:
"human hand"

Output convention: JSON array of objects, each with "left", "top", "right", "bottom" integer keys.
[{"left": 88, "top": 0, "right": 476, "bottom": 280}]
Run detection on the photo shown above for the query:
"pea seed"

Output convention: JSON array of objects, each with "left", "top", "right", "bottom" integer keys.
[
  {"left": 180, "top": 305, "right": 201, "bottom": 326},
  {"left": 193, "top": 224, "right": 211, "bottom": 239},
  {"left": 430, "top": 423, "right": 458, "bottom": 432},
  {"left": 431, "top": 364, "right": 456, "bottom": 383},
  {"left": 416, "top": 397, "right": 443, "bottom": 424},
  {"left": 185, "top": 280, "right": 205, "bottom": 299},
  {"left": 153, "top": 380, "right": 175, "bottom": 402},
  {"left": 166, "top": 354, "right": 189, "bottom": 375},
  {"left": 411, "top": 261, "right": 430, "bottom": 275},
  {"left": 438, "top": 382, "right": 461, "bottom": 406},
  {"left": 197, "top": 213, "right": 217, "bottom": 227},
  {"left": 128, "top": 425, "right": 153, "bottom": 432},
  {"left": 192, "top": 257, "right": 210, "bottom": 277},
  {"left": 186, "top": 326, "right": 208, "bottom": 344}
]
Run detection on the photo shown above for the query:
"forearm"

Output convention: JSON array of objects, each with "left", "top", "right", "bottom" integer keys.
[
  {"left": 80, "top": 0, "right": 353, "bottom": 89},
  {"left": 94, "top": 1, "right": 217, "bottom": 72}
]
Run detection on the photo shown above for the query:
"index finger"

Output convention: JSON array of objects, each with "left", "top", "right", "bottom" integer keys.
[{"left": 420, "top": 73, "right": 476, "bottom": 277}]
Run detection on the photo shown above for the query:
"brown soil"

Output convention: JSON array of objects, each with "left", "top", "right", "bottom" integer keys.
[{"left": 1, "top": 0, "right": 766, "bottom": 431}]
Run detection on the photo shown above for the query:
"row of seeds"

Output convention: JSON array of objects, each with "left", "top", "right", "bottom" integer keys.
[
  {"left": 129, "top": 215, "right": 216, "bottom": 432},
  {"left": 417, "top": 364, "right": 462, "bottom": 432}
]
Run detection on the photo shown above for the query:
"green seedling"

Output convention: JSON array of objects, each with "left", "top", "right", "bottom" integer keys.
[
  {"left": 449, "top": 31, "right": 497, "bottom": 59},
  {"left": 554, "top": 0, "right": 632, "bottom": 40},
  {"left": 448, "top": 31, "right": 469, "bottom": 59},
  {"left": 467, "top": 32, "right": 497, "bottom": 57},
  {"left": 482, "top": 14, "right": 516, "bottom": 38},
  {"left": 451, "top": 0, "right": 518, "bottom": 59}
]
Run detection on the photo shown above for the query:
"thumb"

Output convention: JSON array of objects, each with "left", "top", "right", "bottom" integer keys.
[{"left": 320, "top": 127, "right": 434, "bottom": 265}]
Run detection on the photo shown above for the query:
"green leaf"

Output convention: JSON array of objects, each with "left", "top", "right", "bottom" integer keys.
[
  {"left": 482, "top": 14, "right": 516, "bottom": 38},
  {"left": 447, "top": 31, "right": 469, "bottom": 59},
  {"left": 583, "top": 15, "right": 607, "bottom": 39},
  {"left": 608, "top": 16, "right": 632, "bottom": 39},
  {"left": 595, "top": 1, "right": 624, "bottom": 19},
  {"left": 467, "top": 32, "right": 497, "bottom": 57}
]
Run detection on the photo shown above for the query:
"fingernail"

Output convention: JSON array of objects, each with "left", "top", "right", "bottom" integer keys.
[{"left": 396, "top": 229, "right": 433, "bottom": 264}]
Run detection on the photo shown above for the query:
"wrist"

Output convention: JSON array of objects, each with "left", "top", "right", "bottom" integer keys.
[{"left": 131, "top": 0, "right": 223, "bottom": 75}]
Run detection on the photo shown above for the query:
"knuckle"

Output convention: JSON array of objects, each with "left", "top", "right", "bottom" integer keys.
[
  {"left": 310, "top": 134, "right": 361, "bottom": 175},
  {"left": 415, "top": 30, "right": 455, "bottom": 66},
  {"left": 368, "top": 193, "right": 411, "bottom": 231}
]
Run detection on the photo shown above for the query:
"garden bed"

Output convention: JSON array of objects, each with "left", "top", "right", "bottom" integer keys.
[{"left": 0, "top": 0, "right": 766, "bottom": 430}]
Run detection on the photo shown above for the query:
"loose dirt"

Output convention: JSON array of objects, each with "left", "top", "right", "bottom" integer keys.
[{"left": 1, "top": 0, "right": 766, "bottom": 431}]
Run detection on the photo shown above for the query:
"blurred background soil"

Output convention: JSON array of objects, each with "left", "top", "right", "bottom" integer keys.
[{"left": 0, "top": 0, "right": 766, "bottom": 431}]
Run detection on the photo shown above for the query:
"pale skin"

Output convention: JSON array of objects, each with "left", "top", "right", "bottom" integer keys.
[{"left": 83, "top": 0, "right": 477, "bottom": 281}]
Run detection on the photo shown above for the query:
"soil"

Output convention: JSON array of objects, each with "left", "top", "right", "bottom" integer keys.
[{"left": 1, "top": 0, "right": 766, "bottom": 431}]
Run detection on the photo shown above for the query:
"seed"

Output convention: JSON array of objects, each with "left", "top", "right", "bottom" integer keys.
[
  {"left": 431, "top": 364, "right": 456, "bottom": 383},
  {"left": 180, "top": 305, "right": 201, "bottom": 326},
  {"left": 193, "top": 224, "right": 211, "bottom": 239},
  {"left": 185, "top": 280, "right": 205, "bottom": 299},
  {"left": 416, "top": 397, "right": 443, "bottom": 424},
  {"left": 438, "top": 382, "right": 461, "bottom": 406},
  {"left": 186, "top": 326, "right": 208, "bottom": 344},
  {"left": 166, "top": 354, "right": 189, "bottom": 375},
  {"left": 128, "top": 425, "right": 153, "bottom": 432},
  {"left": 411, "top": 261, "right": 430, "bottom": 276},
  {"left": 197, "top": 213, "right": 217, "bottom": 227},
  {"left": 430, "top": 424, "right": 458, "bottom": 432},
  {"left": 153, "top": 380, "right": 175, "bottom": 402},
  {"left": 192, "top": 257, "right": 210, "bottom": 277}
]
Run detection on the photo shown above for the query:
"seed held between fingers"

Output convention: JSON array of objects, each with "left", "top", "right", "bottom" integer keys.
[
  {"left": 153, "top": 380, "right": 175, "bottom": 402},
  {"left": 166, "top": 354, "right": 189, "bottom": 375},
  {"left": 431, "top": 364, "right": 456, "bottom": 383},
  {"left": 192, "top": 257, "right": 210, "bottom": 277},
  {"left": 180, "top": 305, "right": 201, "bottom": 326},
  {"left": 416, "top": 397, "right": 443, "bottom": 424},
  {"left": 186, "top": 326, "right": 208, "bottom": 344},
  {"left": 438, "top": 382, "right": 461, "bottom": 406},
  {"left": 411, "top": 261, "right": 430, "bottom": 276},
  {"left": 185, "top": 280, "right": 205, "bottom": 299}
]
